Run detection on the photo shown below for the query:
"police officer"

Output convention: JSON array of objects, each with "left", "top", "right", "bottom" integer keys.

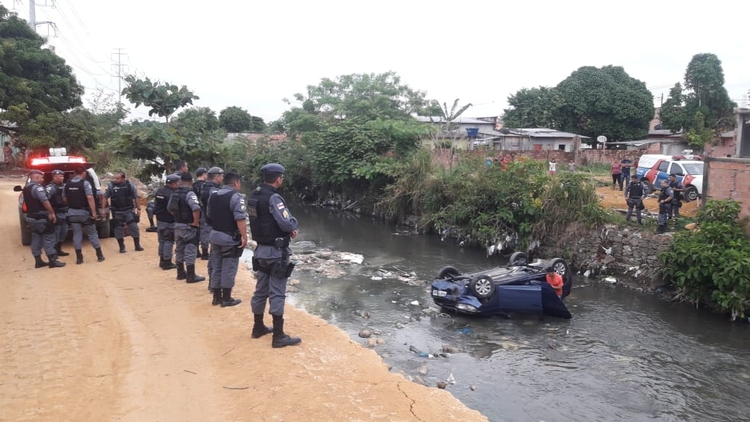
[
  {"left": 668, "top": 174, "right": 685, "bottom": 219},
  {"left": 249, "top": 163, "right": 301, "bottom": 348},
  {"left": 24, "top": 169, "right": 66, "bottom": 268},
  {"left": 192, "top": 167, "right": 209, "bottom": 259},
  {"left": 168, "top": 172, "right": 205, "bottom": 283},
  {"left": 154, "top": 174, "right": 180, "bottom": 270},
  {"left": 145, "top": 200, "right": 158, "bottom": 232},
  {"left": 63, "top": 166, "right": 105, "bottom": 264},
  {"left": 656, "top": 179, "right": 674, "bottom": 234},
  {"left": 624, "top": 175, "right": 644, "bottom": 225},
  {"left": 46, "top": 169, "right": 70, "bottom": 257},
  {"left": 106, "top": 171, "right": 143, "bottom": 253},
  {"left": 174, "top": 160, "right": 188, "bottom": 176},
  {"left": 206, "top": 172, "right": 247, "bottom": 308},
  {"left": 201, "top": 167, "right": 224, "bottom": 290}
]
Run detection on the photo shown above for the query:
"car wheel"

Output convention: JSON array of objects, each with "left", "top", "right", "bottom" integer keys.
[
  {"left": 509, "top": 251, "right": 528, "bottom": 266},
  {"left": 469, "top": 275, "right": 495, "bottom": 299},
  {"left": 436, "top": 266, "right": 461, "bottom": 280},
  {"left": 548, "top": 258, "right": 569, "bottom": 279},
  {"left": 97, "top": 221, "right": 110, "bottom": 239},
  {"left": 684, "top": 186, "right": 699, "bottom": 202},
  {"left": 20, "top": 226, "right": 31, "bottom": 246}
]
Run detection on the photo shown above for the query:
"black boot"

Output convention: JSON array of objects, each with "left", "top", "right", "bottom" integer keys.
[
  {"left": 117, "top": 238, "right": 126, "bottom": 253},
  {"left": 211, "top": 288, "right": 222, "bottom": 306},
  {"left": 220, "top": 288, "right": 242, "bottom": 307},
  {"left": 48, "top": 254, "right": 66, "bottom": 268},
  {"left": 271, "top": 315, "right": 301, "bottom": 348},
  {"left": 95, "top": 247, "right": 105, "bottom": 262},
  {"left": 75, "top": 249, "right": 83, "bottom": 265},
  {"left": 133, "top": 237, "right": 144, "bottom": 252},
  {"left": 34, "top": 255, "right": 48, "bottom": 268},
  {"left": 176, "top": 262, "right": 187, "bottom": 280},
  {"left": 160, "top": 259, "right": 177, "bottom": 270},
  {"left": 186, "top": 264, "right": 205, "bottom": 283},
  {"left": 251, "top": 314, "right": 273, "bottom": 339},
  {"left": 55, "top": 243, "right": 70, "bottom": 257},
  {"left": 201, "top": 246, "right": 209, "bottom": 260}
]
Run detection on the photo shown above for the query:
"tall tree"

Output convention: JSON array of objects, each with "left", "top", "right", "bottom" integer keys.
[
  {"left": 555, "top": 66, "right": 654, "bottom": 141},
  {"left": 219, "top": 106, "right": 253, "bottom": 132},
  {"left": 120, "top": 75, "right": 200, "bottom": 173},
  {"left": 502, "top": 87, "right": 564, "bottom": 128},
  {"left": 0, "top": 5, "right": 84, "bottom": 147},
  {"left": 173, "top": 107, "right": 220, "bottom": 135}
]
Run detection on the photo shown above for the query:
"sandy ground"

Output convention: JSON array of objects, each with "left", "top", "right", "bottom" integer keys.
[
  {"left": 0, "top": 178, "right": 486, "bottom": 422},
  {"left": 594, "top": 178, "right": 700, "bottom": 218}
]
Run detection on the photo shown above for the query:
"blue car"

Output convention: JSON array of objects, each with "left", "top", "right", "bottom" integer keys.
[{"left": 430, "top": 252, "right": 573, "bottom": 319}]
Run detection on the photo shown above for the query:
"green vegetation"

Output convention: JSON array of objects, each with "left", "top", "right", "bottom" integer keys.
[{"left": 660, "top": 200, "right": 750, "bottom": 320}]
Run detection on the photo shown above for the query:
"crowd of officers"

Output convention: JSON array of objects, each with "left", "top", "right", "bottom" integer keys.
[
  {"left": 623, "top": 173, "right": 685, "bottom": 234},
  {"left": 23, "top": 161, "right": 302, "bottom": 348}
]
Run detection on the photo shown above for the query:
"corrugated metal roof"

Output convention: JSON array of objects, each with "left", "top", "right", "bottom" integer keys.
[
  {"left": 477, "top": 128, "right": 589, "bottom": 139},
  {"left": 721, "top": 130, "right": 735, "bottom": 138},
  {"left": 414, "top": 116, "right": 495, "bottom": 125}
]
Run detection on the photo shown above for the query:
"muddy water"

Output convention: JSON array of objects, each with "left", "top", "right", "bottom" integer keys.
[{"left": 262, "top": 205, "right": 750, "bottom": 422}]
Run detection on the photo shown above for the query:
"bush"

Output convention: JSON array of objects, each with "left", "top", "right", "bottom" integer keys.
[{"left": 659, "top": 199, "right": 750, "bottom": 320}]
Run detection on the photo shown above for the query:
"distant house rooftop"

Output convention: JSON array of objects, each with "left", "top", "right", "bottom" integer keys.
[{"left": 413, "top": 116, "right": 495, "bottom": 125}]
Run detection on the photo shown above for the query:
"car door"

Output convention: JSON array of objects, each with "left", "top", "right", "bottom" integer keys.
[
  {"left": 669, "top": 163, "right": 687, "bottom": 184},
  {"left": 654, "top": 160, "right": 670, "bottom": 188}
]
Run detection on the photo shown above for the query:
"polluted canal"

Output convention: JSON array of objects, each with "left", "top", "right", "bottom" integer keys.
[{"left": 246, "top": 205, "right": 750, "bottom": 422}]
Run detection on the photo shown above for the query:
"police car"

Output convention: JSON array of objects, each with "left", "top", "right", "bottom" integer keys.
[
  {"left": 12, "top": 148, "right": 110, "bottom": 245},
  {"left": 634, "top": 152, "right": 704, "bottom": 202}
]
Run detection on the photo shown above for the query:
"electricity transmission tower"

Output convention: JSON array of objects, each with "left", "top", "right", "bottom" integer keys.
[
  {"left": 111, "top": 48, "right": 129, "bottom": 109},
  {"left": 27, "top": 0, "right": 56, "bottom": 35}
]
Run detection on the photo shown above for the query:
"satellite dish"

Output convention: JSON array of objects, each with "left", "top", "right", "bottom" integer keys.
[{"left": 597, "top": 135, "right": 607, "bottom": 143}]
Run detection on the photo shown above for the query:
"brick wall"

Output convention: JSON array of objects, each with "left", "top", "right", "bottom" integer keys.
[
  {"left": 578, "top": 150, "right": 644, "bottom": 166},
  {"left": 703, "top": 157, "right": 750, "bottom": 219}
]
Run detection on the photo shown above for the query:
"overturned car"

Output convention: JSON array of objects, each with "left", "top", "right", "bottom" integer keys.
[{"left": 430, "top": 252, "right": 573, "bottom": 319}]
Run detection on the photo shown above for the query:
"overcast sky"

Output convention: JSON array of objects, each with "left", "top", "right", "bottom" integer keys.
[{"left": 6, "top": 0, "right": 750, "bottom": 123}]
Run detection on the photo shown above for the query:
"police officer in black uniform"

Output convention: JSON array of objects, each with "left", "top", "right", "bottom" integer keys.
[
  {"left": 174, "top": 160, "right": 188, "bottom": 176},
  {"left": 656, "top": 179, "right": 674, "bottom": 234},
  {"left": 201, "top": 167, "right": 224, "bottom": 290},
  {"left": 624, "top": 175, "right": 644, "bottom": 225},
  {"left": 168, "top": 172, "right": 205, "bottom": 283},
  {"left": 206, "top": 172, "right": 247, "bottom": 308},
  {"left": 106, "top": 171, "right": 143, "bottom": 253},
  {"left": 64, "top": 166, "right": 105, "bottom": 264},
  {"left": 46, "top": 169, "right": 70, "bottom": 257},
  {"left": 23, "top": 169, "right": 66, "bottom": 268},
  {"left": 193, "top": 167, "right": 209, "bottom": 260},
  {"left": 154, "top": 174, "right": 180, "bottom": 270},
  {"left": 249, "top": 163, "right": 301, "bottom": 348},
  {"left": 668, "top": 174, "right": 685, "bottom": 219}
]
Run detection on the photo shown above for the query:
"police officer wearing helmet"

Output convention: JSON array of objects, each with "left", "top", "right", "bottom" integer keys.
[
  {"left": 63, "top": 166, "right": 105, "bottom": 264},
  {"left": 46, "top": 169, "right": 70, "bottom": 257},
  {"left": 106, "top": 171, "right": 143, "bottom": 253},
  {"left": 167, "top": 172, "right": 205, "bottom": 283},
  {"left": 192, "top": 167, "right": 210, "bottom": 260},
  {"left": 249, "top": 163, "right": 301, "bottom": 348},
  {"left": 154, "top": 174, "right": 180, "bottom": 270},
  {"left": 24, "top": 169, "right": 66, "bottom": 268},
  {"left": 206, "top": 172, "right": 247, "bottom": 308},
  {"left": 201, "top": 167, "right": 224, "bottom": 291}
]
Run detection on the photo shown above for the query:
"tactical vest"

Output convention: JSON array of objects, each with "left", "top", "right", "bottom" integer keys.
[
  {"left": 193, "top": 180, "right": 205, "bottom": 197},
  {"left": 248, "top": 184, "right": 287, "bottom": 245},
  {"left": 110, "top": 181, "right": 134, "bottom": 211},
  {"left": 169, "top": 187, "right": 194, "bottom": 224},
  {"left": 47, "top": 183, "right": 68, "bottom": 212},
  {"left": 64, "top": 179, "right": 88, "bottom": 209},
  {"left": 23, "top": 182, "right": 46, "bottom": 214},
  {"left": 209, "top": 189, "right": 239, "bottom": 234},
  {"left": 628, "top": 182, "right": 643, "bottom": 198},
  {"left": 200, "top": 181, "right": 219, "bottom": 209},
  {"left": 669, "top": 181, "right": 682, "bottom": 201},
  {"left": 154, "top": 186, "right": 175, "bottom": 223},
  {"left": 658, "top": 187, "right": 672, "bottom": 202}
]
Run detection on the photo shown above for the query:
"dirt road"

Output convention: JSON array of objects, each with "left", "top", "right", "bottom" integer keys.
[{"left": 0, "top": 178, "right": 485, "bottom": 422}]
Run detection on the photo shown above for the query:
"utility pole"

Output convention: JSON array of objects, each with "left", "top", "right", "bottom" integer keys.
[
  {"left": 111, "top": 48, "right": 128, "bottom": 110},
  {"left": 28, "top": 0, "right": 56, "bottom": 34}
]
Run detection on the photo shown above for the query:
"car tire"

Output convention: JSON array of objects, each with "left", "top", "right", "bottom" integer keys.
[
  {"left": 469, "top": 275, "right": 495, "bottom": 299},
  {"left": 97, "top": 221, "right": 110, "bottom": 239},
  {"left": 509, "top": 251, "right": 528, "bottom": 266},
  {"left": 548, "top": 258, "right": 569, "bottom": 279},
  {"left": 20, "top": 226, "right": 31, "bottom": 246},
  {"left": 684, "top": 186, "right": 699, "bottom": 202},
  {"left": 437, "top": 266, "right": 461, "bottom": 280}
]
